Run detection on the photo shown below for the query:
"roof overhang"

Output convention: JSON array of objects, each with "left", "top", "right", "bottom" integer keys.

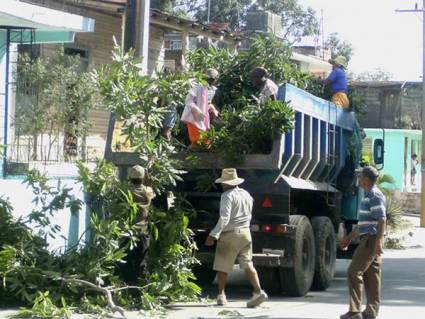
[
  {"left": 0, "top": 0, "right": 95, "bottom": 44},
  {"left": 292, "top": 52, "right": 332, "bottom": 74},
  {"left": 150, "top": 9, "right": 242, "bottom": 45}
]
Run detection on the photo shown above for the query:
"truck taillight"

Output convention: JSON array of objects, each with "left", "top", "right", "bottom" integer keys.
[
  {"left": 251, "top": 224, "right": 290, "bottom": 234},
  {"left": 261, "top": 197, "right": 273, "bottom": 208},
  {"left": 263, "top": 224, "right": 273, "bottom": 232}
]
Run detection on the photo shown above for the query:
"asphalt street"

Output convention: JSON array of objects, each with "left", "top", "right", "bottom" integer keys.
[
  {"left": 1, "top": 216, "right": 424, "bottom": 319},
  {"left": 156, "top": 215, "right": 425, "bottom": 319}
]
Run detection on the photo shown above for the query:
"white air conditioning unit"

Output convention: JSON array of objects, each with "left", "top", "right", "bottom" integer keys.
[{"left": 246, "top": 10, "right": 282, "bottom": 37}]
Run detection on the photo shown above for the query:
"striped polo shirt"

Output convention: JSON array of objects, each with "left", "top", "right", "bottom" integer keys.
[{"left": 358, "top": 186, "right": 386, "bottom": 235}]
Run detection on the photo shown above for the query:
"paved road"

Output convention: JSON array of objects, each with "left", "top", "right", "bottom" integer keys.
[
  {"left": 1, "top": 216, "right": 424, "bottom": 319},
  {"left": 156, "top": 216, "right": 425, "bottom": 319}
]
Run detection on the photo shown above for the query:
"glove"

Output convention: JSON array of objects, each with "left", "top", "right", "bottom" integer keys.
[{"left": 191, "top": 106, "right": 205, "bottom": 122}]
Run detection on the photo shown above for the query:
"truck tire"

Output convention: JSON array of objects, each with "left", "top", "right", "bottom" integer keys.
[
  {"left": 192, "top": 265, "right": 216, "bottom": 286},
  {"left": 257, "top": 267, "right": 281, "bottom": 296},
  {"left": 311, "top": 216, "right": 336, "bottom": 291},
  {"left": 279, "top": 215, "right": 315, "bottom": 297}
]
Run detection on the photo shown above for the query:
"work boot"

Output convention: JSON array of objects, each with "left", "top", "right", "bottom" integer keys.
[
  {"left": 340, "top": 312, "right": 362, "bottom": 319},
  {"left": 246, "top": 290, "right": 268, "bottom": 308},
  {"left": 217, "top": 293, "right": 227, "bottom": 306},
  {"left": 362, "top": 312, "right": 376, "bottom": 319}
]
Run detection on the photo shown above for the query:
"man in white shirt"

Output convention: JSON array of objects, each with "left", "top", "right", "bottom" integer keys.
[
  {"left": 250, "top": 67, "right": 279, "bottom": 103},
  {"left": 205, "top": 168, "right": 268, "bottom": 307}
]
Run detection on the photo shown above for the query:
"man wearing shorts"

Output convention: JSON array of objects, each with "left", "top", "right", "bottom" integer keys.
[{"left": 205, "top": 168, "right": 268, "bottom": 307}]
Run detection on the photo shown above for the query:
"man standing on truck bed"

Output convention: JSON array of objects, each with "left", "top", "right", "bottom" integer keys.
[
  {"left": 250, "top": 67, "right": 279, "bottom": 103},
  {"left": 325, "top": 55, "right": 350, "bottom": 109},
  {"left": 340, "top": 166, "right": 386, "bottom": 319},
  {"left": 181, "top": 68, "right": 220, "bottom": 148},
  {"left": 205, "top": 168, "right": 268, "bottom": 308}
]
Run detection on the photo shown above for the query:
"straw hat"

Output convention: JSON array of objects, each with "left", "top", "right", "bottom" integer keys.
[
  {"left": 215, "top": 168, "right": 245, "bottom": 186},
  {"left": 206, "top": 68, "right": 219, "bottom": 80},
  {"left": 329, "top": 55, "right": 348, "bottom": 69}
]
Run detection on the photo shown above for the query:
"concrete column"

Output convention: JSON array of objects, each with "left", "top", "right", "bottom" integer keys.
[
  {"left": 136, "top": 0, "right": 150, "bottom": 74},
  {"left": 181, "top": 31, "right": 189, "bottom": 71}
]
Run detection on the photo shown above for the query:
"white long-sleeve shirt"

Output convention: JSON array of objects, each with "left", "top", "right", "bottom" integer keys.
[{"left": 209, "top": 187, "right": 253, "bottom": 239}]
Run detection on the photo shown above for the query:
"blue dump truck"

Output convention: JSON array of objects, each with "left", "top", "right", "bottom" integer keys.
[{"left": 105, "top": 84, "right": 384, "bottom": 297}]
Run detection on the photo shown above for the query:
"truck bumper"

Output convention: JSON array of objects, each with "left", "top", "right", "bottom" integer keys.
[{"left": 196, "top": 251, "right": 293, "bottom": 269}]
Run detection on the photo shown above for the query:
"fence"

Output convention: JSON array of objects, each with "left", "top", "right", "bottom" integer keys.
[{"left": 6, "top": 138, "right": 103, "bottom": 166}]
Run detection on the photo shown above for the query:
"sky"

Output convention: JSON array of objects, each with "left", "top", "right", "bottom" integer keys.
[{"left": 298, "top": 0, "right": 423, "bottom": 81}]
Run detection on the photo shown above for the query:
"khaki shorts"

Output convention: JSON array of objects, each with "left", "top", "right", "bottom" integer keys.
[{"left": 213, "top": 228, "right": 253, "bottom": 274}]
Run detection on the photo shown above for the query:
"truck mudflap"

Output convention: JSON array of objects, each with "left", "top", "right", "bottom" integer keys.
[{"left": 195, "top": 251, "right": 293, "bottom": 269}]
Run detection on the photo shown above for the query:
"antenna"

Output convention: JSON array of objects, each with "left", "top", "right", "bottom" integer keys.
[{"left": 321, "top": 8, "right": 325, "bottom": 59}]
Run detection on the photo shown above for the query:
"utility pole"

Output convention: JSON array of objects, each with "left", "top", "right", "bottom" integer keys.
[
  {"left": 137, "top": 0, "right": 150, "bottom": 74},
  {"left": 397, "top": 1, "right": 425, "bottom": 228},
  {"left": 207, "top": 0, "right": 211, "bottom": 23},
  {"left": 123, "top": 0, "right": 150, "bottom": 74}
]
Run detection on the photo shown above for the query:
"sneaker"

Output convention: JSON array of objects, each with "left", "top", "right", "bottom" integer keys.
[
  {"left": 246, "top": 290, "right": 268, "bottom": 308},
  {"left": 217, "top": 293, "right": 227, "bottom": 306},
  {"left": 340, "top": 312, "right": 363, "bottom": 319},
  {"left": 362, "top": 312, "right": 376, "bottom": 319}
]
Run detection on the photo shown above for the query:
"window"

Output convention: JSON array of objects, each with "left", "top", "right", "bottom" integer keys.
[
  {"left": 170, "top": 40, "right": 182, "bottom": 51},
  {"left": 64, "top": 47, "right": 89, "bottom": 71}
]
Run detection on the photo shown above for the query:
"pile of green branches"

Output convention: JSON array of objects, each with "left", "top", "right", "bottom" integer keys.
[
  {"left": 186, "top": 34, "right": 313, "bottom": 163},
  {"left": 186, "top": 34, "right": 366, "bottom": 165},
  {"left": 188, "top": 34, "right": 315, "bottom": 111},
  {"left": 204, "top": 100, "right": 294, "bottom": 164},
  {"left": 0, "top": 162, "right": 200, "bottom": 318}
]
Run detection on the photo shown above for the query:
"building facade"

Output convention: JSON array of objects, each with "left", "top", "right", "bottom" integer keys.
[{"left": 351, "top": 81, "right": 422, "bottom": 130}]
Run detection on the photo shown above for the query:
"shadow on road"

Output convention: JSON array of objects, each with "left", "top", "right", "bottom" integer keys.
[{"left": 196, "top": 254, "right": 425, "bottom": 308}]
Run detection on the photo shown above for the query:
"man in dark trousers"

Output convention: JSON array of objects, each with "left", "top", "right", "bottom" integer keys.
[{"left": 340, "top": 166, "right": 386, "bottom": 319}]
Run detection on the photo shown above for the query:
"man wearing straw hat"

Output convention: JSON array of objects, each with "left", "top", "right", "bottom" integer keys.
[
  {"left": 325, "top": 55, "right": 350, "bottom": 109},
  {"left": 205, "top": 168, "right": 268, "bottom": 307}
]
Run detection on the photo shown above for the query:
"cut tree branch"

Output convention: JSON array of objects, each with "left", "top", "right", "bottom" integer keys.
[{"left": 63, "top": 278, "right": 145, "bottom": 318}]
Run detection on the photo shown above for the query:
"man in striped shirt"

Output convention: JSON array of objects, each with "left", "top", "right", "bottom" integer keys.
[{"left": 340, "top": 166, "right": 386, "bottom": 319}]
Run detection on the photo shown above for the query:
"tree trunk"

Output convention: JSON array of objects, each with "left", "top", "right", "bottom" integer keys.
[{"left": 32, "top": 134, "right": 38, "bottom": 160}]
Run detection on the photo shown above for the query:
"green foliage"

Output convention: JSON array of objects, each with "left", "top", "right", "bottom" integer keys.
[
  {"left": 0, "top": 161, "right": 200, "bottom": 317},
  {"left": 188, "top": 34, "right": 315, "bottom": 111},
  {"left": 203, "top": 100, "right": 294, "bottom": 164},
  {"left": 187, "top": 34, "right": 312, "bottom": 163},
  {"left": 184, "top": 0, "right": 320, "bottom": 41},
  {"left": 146, "top": 200, "right": 201, "bottom": 304},
  {"left": 15, "top": 50, "right": 99, "bottom": 159},
  {"left": 325, "top": 32, "right": 354, "bottom": 62},
  {"left": 376, "top": 173, "right": 403, "bottom": 231},
  {"left": 13, "top": 292, "right": 72, "bottom": 319},
  {"left": 94, "top": 43, "right": 189, "bottom": 192}
]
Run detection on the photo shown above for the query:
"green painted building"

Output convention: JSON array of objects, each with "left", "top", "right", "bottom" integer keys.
[{"left": 364, "top": 129, "right": 421, "bottom": 193}]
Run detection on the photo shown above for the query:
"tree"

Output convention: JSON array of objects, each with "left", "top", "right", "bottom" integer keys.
[
  {"left": 157, "top": 0, "right": 320, "bottom": 41},
  {"left": 15, "top": 50, "right": 98, "bottom": 160},
  {"left": 353, "top": 68, "right": 393, "bottom": 81},
  {"left": 325, "top": 32, "right": 354, "bottom": 62}
]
